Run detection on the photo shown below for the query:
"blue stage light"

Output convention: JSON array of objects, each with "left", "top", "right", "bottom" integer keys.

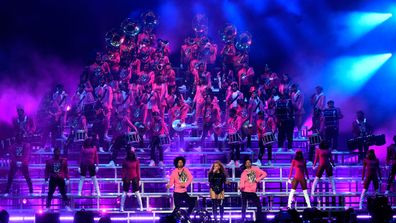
[{"left": 330, "top": 53, "right": 392, "bottom": 95}]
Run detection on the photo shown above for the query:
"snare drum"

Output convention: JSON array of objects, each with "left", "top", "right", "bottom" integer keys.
[
  {"left": 228, "top": 133, "right": 241, "bottom": 144},
  {"left": 262, "top": 132, "right": 275, "bottom": 145},
  {"left": 74, "top": 130, "right": 87, "bottom": 142},
  {"left": 159, "top": 134, "right": 170, "bottom": 146},
  {"left": 309, "top": 134, "right": 322, "bottom": 145},
  {"left": 127, "top": 132, "right": 140, "bottom": 144}
]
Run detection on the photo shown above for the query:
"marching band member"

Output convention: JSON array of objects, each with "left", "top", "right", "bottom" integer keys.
[
  {"left": 120, "top": 149, "right": 143, "bottom": 212},
  {"left": 226, "top": 82, "right": 244, "bottom": 111},
  {"left": 52, "top": 84, "right": 69, "bottom": 139},
  {"left": 200, "top": 94, "right": 221, "bottom": 152},
  {"left": 320, "top": 100, "right": 343, "bottom": 151},
  {"left": 142, "top": 84, "right": 160, "bottom": 126},
  {"left": 4, "top": 133, "right": 33, "bottom": 196},
  {"left": 310, "top": 86, "right": 326, "bottom": 131},
  {"left": 275, "top": 93, "right": 295, "bottom": 152},
  {"left": 148, "top": 111, "right": 168, "bottom": 167},
  {"left": 77, "top": 138, "right": 100, "bottom": 197},
  {"left": 287, "top": 150, "right": 311, "bottom": 209},
  {"left": 385, "top": 136, "right": 396, "bottom": 195},
  {"left": 192, "top": 79, "right": 209, "bottom": 125},
  {"left": 166, "top": 156, "right": 196, "bottom": 217},
  {"left": 311, "top": 141, "right": 336, "bottom": 196},
  {"left": 290, "top": 84, "right": 305, "bottom": 138},
  {"left": 352, "top": 111, "right": 373, "bottom": 163},
  {"left": 237, "top": 99, "right": 251, "bottom": 151},
  {"left": 208, "top": 161, "right": 228, "bottom": 223},
  {"left": 359, "top": 149, "right": 382, "bottom": 209},
  {"left": 226, "top": 108, "right": 243, "bottom": 168},
  {"left": 13, "top": 105, "right": 35, "bottom": 138},
  {"left": 253, "top": 111, "right": 276, "bottom": 167},
  {"left": 108, "top": 109, "right": 138, "bottom": 166},
  {"left": 168, "top": 94, "right": 190, "bottom": 151},
  {"left": 45, "top": 148, "right": 71, "bottom": 211},
  {"left": 193, "top": 61, "right": 211, "bottom": 87},
  {"left": 95, "top": 78, "right": 113, "bottom": 140},
  {"left": 239, "top": 157, "right": 267, "bottom": 222}
]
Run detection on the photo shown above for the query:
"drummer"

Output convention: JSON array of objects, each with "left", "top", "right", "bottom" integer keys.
[
  {"left": 148, "top": 110, "right": 169, "bottom": 167},
  {"left": 253, "top": 111, "right": 276, "bottom": 167},
  {"left": 226, "top": 108, "right": 243, "bottom": 168},
  {"left": 108, "top": 109, "right": 138, "bottom": 167}
]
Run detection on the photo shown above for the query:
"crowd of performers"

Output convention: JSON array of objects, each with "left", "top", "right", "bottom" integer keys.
[{"left": 3, "top": 11, "right": 395, "bottom": 220}]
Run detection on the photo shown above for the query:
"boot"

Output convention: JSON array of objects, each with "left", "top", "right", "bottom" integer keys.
[
  {"left": 311, "top": 177, "right": 319, "bottom": 198},
  {"left": 359, "top": 189, "right": 366, "bottom": 210},
  {"left": 92, "top": 176, "right": 101, "bottom": 197},
  {"left": 287, "top": 189, "right": 296, "bottom": 208},
  {"left": 329, "top": 176, "right": 336, "bottom": 195},
  {"left": 303, "top": 190, "right": 311, "bottom": 208},
  {"left": 120, "top": 192, "right": 126, "bottom": 212},
  {"left": 135, "top": 191, "right": 143, "bottom": 211},
  {"left": 78, "top": 176, "right": 85, "bottom": 196}
]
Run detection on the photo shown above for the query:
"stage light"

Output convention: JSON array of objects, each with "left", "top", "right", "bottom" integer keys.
[
  {"left": 22, "top": 199, "right": 27, "bottom": 204},
  {"left": 330, "top": 53, "right": 392, "bottom": 95},
  {"left": 335, "top": 11, "right": 392, "bottom": 47}
]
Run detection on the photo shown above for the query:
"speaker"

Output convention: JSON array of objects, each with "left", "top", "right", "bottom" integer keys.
[
  {"left": 35, "top": 212, "right": 60, "bottom": 223},
  {"left": 73, "top": 210, "right": 94, "bottom": 223}
]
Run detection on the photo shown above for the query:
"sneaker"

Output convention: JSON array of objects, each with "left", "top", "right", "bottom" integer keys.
[
  {"left": 104, "top": 135, "right": 112, "bottom": 141},
  {"left": 158, "top": 161, "right": 164, "bottom": 167},
  {"left": 385, "top": 190, "right": 390, "bottom": 195},
  {"left": 226, "top": 160, "right": 235, "bottom": 168},
  {"left": 107, "top": 160, "right": 116, "bottom": 167},
  {"left": 306, "top": 161, "right": 313, "bottom": 166},
  {"left": 288, "top": 149, "right": 294, "bottom": 152},
  {"left": 164, "top": 147, "right": 171, "bottom": 153},
  {"left": 99, "top": 147, "right": 105, "bottom": 153},
  {"left": 65, "top": 206, "right": 72, "bottom": 211},
  {"left": 267, "top": 160, "right": 272, "bottom": 166},
  {"left": 149, "top": 160, "right": 156, "bottom": 167},
  {"left": 191, "top": 121, "right": 197, "bottom": 126},
  {"left": 3, "top": 193, "right": 9, "bottom": 197},
  {"left": 139, "top": 148, "right": 145, "bottom": 153},
  {"left": 253, "top": 160, "right": 262, "bottom": 167},
  {"left": 194, "top": 146, "right": 202, "bottom": 152},
  {"left": 277, "top": 148, "right": 283, "bottom": 152},
  {"left": 179, "top": 148, "right": 185, "bottom": 152},
  {"left": 214, "top": 148, "right": 221, "bottom": 152}
]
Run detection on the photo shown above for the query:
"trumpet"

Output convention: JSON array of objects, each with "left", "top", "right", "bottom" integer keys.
[{"left": 172, "top": 119, "right": 194, "bottom": 132}]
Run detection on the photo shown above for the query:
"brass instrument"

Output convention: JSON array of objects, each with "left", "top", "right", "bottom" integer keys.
[{"left": 172, "top": 119, "right": 194, "bottom": 132}]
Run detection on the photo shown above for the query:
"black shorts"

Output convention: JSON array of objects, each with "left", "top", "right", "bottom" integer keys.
[
  {"left": 80, "top": 164, "right": 96, "bottom": 177},
  {"left": 123, "top": 178, "right": 139, "bottom": 192},
  {"left": 316, "top": 164, "right": 333, "bottom": 178},
  {"left": 292, "top": 179, "right": 307, "bottom": 190}
]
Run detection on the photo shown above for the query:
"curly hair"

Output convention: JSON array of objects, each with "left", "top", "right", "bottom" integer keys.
[
  {"left": 208, "top": 160, "right": 227, "bottom": 178},
  {"left": 173, "top": 156, "right": 186, "bottom": 168}
]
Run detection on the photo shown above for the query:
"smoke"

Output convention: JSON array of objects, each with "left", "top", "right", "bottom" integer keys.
[{"left": 0, "top": 47, "right": 81, "bottom": 138}]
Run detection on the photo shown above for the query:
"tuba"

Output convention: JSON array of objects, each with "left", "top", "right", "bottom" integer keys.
[
  {"left": 105, "top": 29, "right": 125, "bottom": 48},
  {"left": 236, "top": 31, "right": 252, "bottom": 51},
  {"left": 121, "top": 18, "right": 140, "bottom": 37},
  {"left": 192, "top": 14, "right": 208, "bottom": 36},
  {"left": 221, "top": 23, "right": 237, "bottom": 43}
]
